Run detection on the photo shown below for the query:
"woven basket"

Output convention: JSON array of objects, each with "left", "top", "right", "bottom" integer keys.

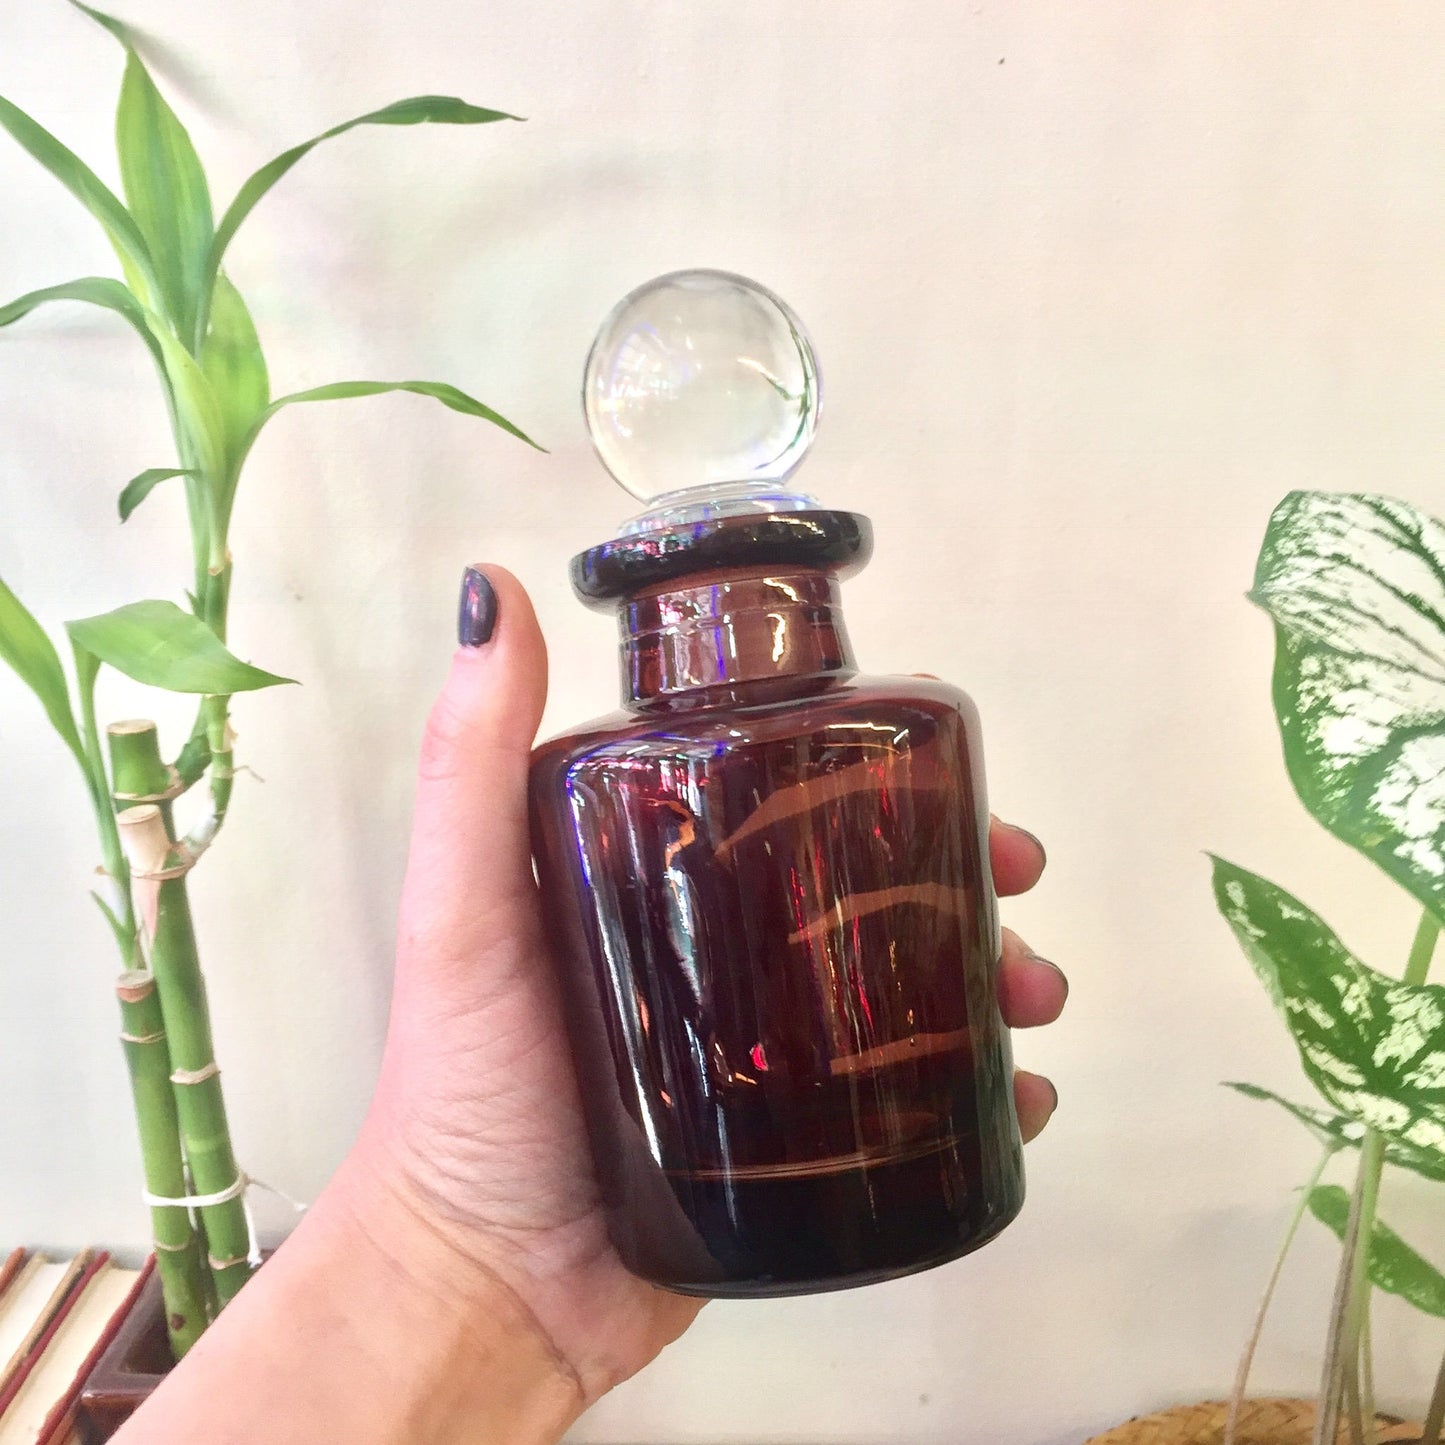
[{"left": 1083, "top": 1399, "right": 1422, "bottom": 1445}]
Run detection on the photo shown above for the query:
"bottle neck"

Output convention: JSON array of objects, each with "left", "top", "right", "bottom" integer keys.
[{"left": 620, "top": 568, "right": 857, "bottom": 705}]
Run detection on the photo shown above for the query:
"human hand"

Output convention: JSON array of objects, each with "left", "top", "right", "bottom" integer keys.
[{"left": 350, "top": 564, "right": 1068, "bottom": 1412}]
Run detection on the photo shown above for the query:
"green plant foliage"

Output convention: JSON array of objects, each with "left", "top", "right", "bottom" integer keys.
[
  {"left": 1213, "top": 856, "right": 1445, "bottom": 1162},
  {"left": 199, "top": 275, "right": 268, "bottom": 458},
  {"left": 1252, "top": 491, "right": 1445, "bottom": 924},
  {"left": 118, "top": 468, "right": 195, "bottom": 522},
  {"left": 66, "top": 601, "right": 294, "bottom": 693},
  {"left": 1309, "top": 1184, "right": 1445, "bottom": 1318},
  {"left": 0, "top": 576, "right": 82, "bottom": 760},
  {"left": 0, "top": 93, "right": 156, "bottom": 301},
  {"left": 203, "top": 97, "right": 518, "bottom": 312},
  {"left": 114, "top": 50, "right": 214, "bottom": 339},
  {"left": 1225, "top": 1082, "right": 1445, "bottom": 1183},
  {"left": 236, "top": 379, "right": 540, "bottom": 484},
  {"left": 0, "top": 277, "right": 163, "bottom": 370}
]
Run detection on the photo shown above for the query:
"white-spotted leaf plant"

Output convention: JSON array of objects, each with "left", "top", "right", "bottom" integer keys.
[
  {"left": 1217, "top": 492, "right": 1445, "bottom": 1445},
  {"left": 0, "top": 2, "right": 536, "bottom": 1358}
]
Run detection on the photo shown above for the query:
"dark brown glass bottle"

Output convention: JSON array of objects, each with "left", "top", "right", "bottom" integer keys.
[{"left": 529, "top": 509, "right": 1024, "bottom": 1297}]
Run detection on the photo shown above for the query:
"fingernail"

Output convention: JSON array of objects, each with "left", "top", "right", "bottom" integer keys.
[
  {"left": 1028, "top": 953, "right": 1069, "bottom": 1002},
  {"left": 458, "top": 566, "right": 497, "bottom": 647},
  {"left": 1046, "top": 1077, "right": 1059, "bottom": 1114},
  {"left": 1014, "top": 825, "right": 1047, "bottom": 869}
]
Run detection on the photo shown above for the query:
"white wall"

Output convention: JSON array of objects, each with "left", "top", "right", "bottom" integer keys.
[{"left": 2, "top": 2, "right": 1444, "bottom": 1440}]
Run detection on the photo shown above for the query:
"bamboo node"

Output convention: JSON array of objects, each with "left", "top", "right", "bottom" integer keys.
[
  {"left": 170, "top": 1062, "right": 220, "bottom": 1086},
  {"left": 133, "top": 839, "right": 200, "bottom": 882},
  {"left": 113, "top": 764, "right": 183, "bottom": 803},
  {"left": 152, "top": 1236, "right": 192, "bottom": 1252},
  {"left": 207, "top": 1252, "right": 248, "bottom": 1272},
  {"left": 119, "top": 1029, "right": 166, "bottom": 1045},
  {"left": 115, "top": 972, "right": 156, "bottom": 1004}
]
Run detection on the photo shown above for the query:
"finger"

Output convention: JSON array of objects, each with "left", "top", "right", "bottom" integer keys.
[
  {"left": 1014, "top": 1070, "right": 1058, "bottom": 1144},
  {"left": 996, "top": 928, "right": 1068, "bottom": 1028},
  {"left": 396, "top": 565, "right": 549, "bottom": 985},
  {"left": 990, "top": 816, "right": 1046, "bottom": 896}
]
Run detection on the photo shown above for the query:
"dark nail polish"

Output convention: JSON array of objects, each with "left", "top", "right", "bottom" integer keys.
[
  {"left": 1046, "top": 1077, "right": 1059, "bottom": 1114},
  {"left": 458, "top": 567, "right": 497, "bottom": 647}
]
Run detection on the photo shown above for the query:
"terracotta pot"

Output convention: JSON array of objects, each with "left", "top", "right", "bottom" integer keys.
[
  {"left": 74, "top": 1271, "right": 169, "bottom": 1444},
  {"left": 1084, "top": 1399, "right": 1422, "bottom": 1445}
]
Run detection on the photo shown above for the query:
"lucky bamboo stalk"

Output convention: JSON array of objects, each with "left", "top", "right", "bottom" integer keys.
[
  {"left": 115, "top": 970, "right": 212, "bottom": 1351},
  {"left": 117, "top": 802, "right": 253, "bottom": 1306}
]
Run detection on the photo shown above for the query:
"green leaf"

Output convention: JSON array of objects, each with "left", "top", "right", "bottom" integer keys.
[
  {"left": 0, "top": 276, "right": 164, "bottom": 371},
  {"left": 0, "top": 93, "right": 157, "bottom": 301},
  {"left": 145, "top": 313, "right": 227, "bottom": 481},
  {"left": 118, "top": 468, "right": 193, "bottom": 522},
  {"left": 0, "top": 574, "right": 83, "bottom": 759},
  {"left": 67, "top": 1, "right": 130, "bottom": 44},
  {"left": 1309, "top": 1184, "right": 1445, "bottom": 1318},
  {"left": 114, "top": 49, "right": 214, "bottom": 339},
  {"left": 89, "top": 890, "right": 132, "bottom": 954},
  {"left": 1251, "top": 491, "right": 1445, "bottom": 923},
  {"left": 239, "top": 379, "right": 539, "bottom": 470},
  {"left": 199, "top": 273, "right": 268, "bottom": 456},
  {"left": 1213, "top": 856, "right": 1445, "bottom": 1160},
  {"left": 65, "top": 600, "right": 294, "bottom": 693},
  {"left": 1225, "top": 1082, "right": 1445, "bottom": 1182},
  {"left": 203, "top": 97, "right": 518, "bottom": 305}
]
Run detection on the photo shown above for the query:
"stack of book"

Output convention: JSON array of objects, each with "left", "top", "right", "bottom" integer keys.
[{"left": 0, "top": 1250, "right": 149, "bottom": 1445}]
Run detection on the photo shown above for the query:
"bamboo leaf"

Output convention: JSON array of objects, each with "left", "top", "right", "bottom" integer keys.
[
  {"left": 0, "top": 93, "right": 157, "bottom": 299},
  {"left": 1251, "top": 492, "right": 1445, "bottom": 922},
  {"left": 1225, "top": 1082, "right": 1445, "bottom": 1183},
  {"left": 66, "top": 600, "right": 294, "bottom": 693},
  {"left": 118, "top": 468, "right": 194, "bottom": 522},
  {"left": 0, "top": 574, "right": 83, "bottom": 759},
  {"left": 89, "top": 890, "right": 132, "bottom": 954},
  {"left": 204, "top": 97, "right": 517, "bottom": 295},
  {"left": 114, "top": 49, "right": 214, "bottom": 338},
  {"left": 198, "top": 273, "right": 268, "bottom": 455},
  {"left": 145, "top": 314, "right": 227, "bottom": 481},
  {"left": 1213, "top": 856, "right": 1445, "bottom": 1160},
  {"left": 1309, "top": 1184, "right": 1445, "bottom": 1318},
  {"left": 0, "top": 276, "right": 164, "bottom": 371},
  {"left": 67, "top": 1, "right": 130, "bottom": 44},
  {"left": 243, "top": 379, "right": 539, "bottom": 460}
]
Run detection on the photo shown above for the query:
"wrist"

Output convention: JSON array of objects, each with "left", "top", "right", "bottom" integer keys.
[
  {"left": 124, "top": 1147, "right": 584, "bottom": 1445},
  {"left": 313, "top": 1147, "right": 587, "bottom": 1441}
]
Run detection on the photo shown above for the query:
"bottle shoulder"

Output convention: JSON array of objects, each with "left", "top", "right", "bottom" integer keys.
[{"left": 530, "top": 674, "right": 979, "bottom": 779}]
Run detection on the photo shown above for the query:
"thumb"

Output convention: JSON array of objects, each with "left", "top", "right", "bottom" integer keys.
[{"left": 395, "top": 565, "right": 550, "bottom": 989}]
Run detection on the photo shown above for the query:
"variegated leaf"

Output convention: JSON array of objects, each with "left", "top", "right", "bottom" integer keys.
[
  {"left": 1309, "top": 1185, "right": 1445, "bottom": 1318},
  {"left": 1212, "top": 857, "right": 1445, "bottom": 1157},
  {"left": 1251, "top": 492, "right": 1445, "bottom": 922},
  {"left": 1224, "top": 1081, "right": 1445, "bottom": 1182}
]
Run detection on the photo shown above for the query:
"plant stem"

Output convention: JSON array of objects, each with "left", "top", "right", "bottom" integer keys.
[
  {"left": 1226, "top": 1145, "right": 1337, "bottom": 1445},
  {"left": 117, "top": 804, "right": 254, "bottom": 1308},
  {"left": 1312, "top": 1145, "right": 1371, "bottom": 1445},
  {"left": 1403, "top": 910, "right": 1441, "bottom": 987},
  {"left": 116, "top": 972, "right": 211, "bottom": 1355},
  {"left": 1359, "top": 1294, "right": 1376, "bottom": 1445},
  {"left": 1420, "top": 1347, "right": 1445, "bottom": 1445}
]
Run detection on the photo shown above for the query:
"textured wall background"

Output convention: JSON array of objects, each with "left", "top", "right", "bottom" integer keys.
[{"left": 2, "top": 3, "right": 1444, "bottom": 1440}]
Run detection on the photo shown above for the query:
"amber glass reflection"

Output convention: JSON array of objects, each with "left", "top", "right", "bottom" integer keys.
[{"left": 529, "top": 571, "right": 1023, "bottom": 1296}]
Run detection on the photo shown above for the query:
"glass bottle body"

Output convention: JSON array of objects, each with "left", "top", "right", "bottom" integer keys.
[{"left": 528, "top": 572, "right": 1023, "bottom": 1296}]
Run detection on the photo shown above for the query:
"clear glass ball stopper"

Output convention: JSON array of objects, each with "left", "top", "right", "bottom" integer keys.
[{"left": 583, "top": 269, "right": 822, "bottom": 530}]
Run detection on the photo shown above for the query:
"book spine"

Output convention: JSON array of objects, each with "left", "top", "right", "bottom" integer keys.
[
  {"left": 35, "top": 1257, "right": 156, "bottom": 1445},
  {"left": 0, "top": 1253, "right": 109, "bottom": 1422},
  {"left": 0, "top": 1250, "right": 27, "bottom": 1308}
]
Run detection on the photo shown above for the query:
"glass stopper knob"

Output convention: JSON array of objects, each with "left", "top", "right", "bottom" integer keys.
[{"left": 583, "top": 269, "right": 822, "bottom": 517}]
